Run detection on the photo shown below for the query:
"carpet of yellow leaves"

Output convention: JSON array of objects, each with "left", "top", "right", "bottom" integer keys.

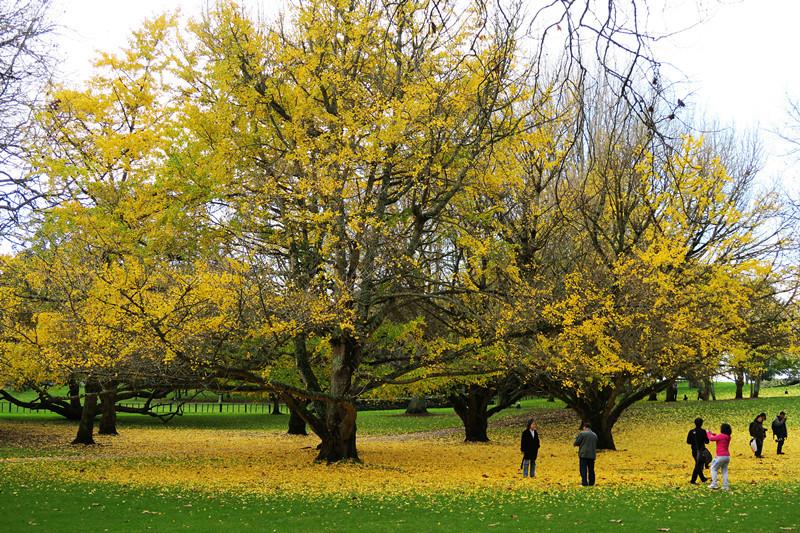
[{"left": 1, "top": 408, "right": 796, "bottom": 497}]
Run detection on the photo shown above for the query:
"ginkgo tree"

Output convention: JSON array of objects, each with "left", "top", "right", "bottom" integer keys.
[
  {"left": 0, "top": 15, "right": 260, "bottom": 443},
  {"left": 521, "top": 88, "right": 793, "bottom": 449},
  {"left": 166, "top": 0, "right": 536, "bottom": 462},
  {"left": 417, "top": 104, "right": 570, "bottom": 443},
  {"left": 3, "top": 0, "right": 795, "bottom": 464},
  {"left": 727, "top": 274, "right": 798, "bottom": 399}
]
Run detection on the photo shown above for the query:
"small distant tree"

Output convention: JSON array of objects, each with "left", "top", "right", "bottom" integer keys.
[{"left": 728, "top": 278, "right": 797, "bottom": 399}]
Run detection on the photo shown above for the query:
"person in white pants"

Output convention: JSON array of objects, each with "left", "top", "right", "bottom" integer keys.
[{"left": 707, "top": 423, "right": 733, "bottom": 490}]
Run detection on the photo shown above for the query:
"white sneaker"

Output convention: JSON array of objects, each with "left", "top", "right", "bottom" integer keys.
[{"left": 709, "top": 485, "right": 719, "bottom": 490}]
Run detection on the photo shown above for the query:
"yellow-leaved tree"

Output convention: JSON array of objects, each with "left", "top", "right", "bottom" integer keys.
[
  {"left": 522, "top": 88, "right": 792, "bottom": 449},
  {"left": 167, "top": 0, "right": 532, "bottom": 461},
  {"left": 5, "top": 15, "right": 276, "bottom": 444}
]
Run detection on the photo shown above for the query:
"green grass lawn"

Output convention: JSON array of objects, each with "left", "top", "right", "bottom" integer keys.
[
  {"left": 0, "top": 396, "right": 562, "bottom": 435},
  {"left": 3, "top": 383, "right": 800, "bottom": 532},
  {"left": 1, "top": 477, "right": 798, "bottom": 532}
]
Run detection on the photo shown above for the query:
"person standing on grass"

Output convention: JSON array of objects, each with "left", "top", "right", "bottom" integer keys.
[
  {"left": 749, "top": 412, "right": 767, "bottom": 458},
  {"left": 707, "top": 423, "right": 732, "bottom": 490},
  {"left": 574, "top": 422, "right": 598, "bottom": 486},
  {"left": 772, "top": 411, "right": 788, "bottom": 455},
  {"left": 520, "top": 418, "right": 540, "bottom": 478},
  {"left": 686, "top": 417, "right": 710, "bottom": 484}
]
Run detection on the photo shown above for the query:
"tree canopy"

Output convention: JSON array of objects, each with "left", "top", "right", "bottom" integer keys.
[{"left": 0, "top": 0, "right": 797, "bottom": 458}]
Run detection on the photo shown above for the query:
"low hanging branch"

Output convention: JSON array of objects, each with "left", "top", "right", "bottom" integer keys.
[{"left": 0, "top": 387, "right": 80, "bottom": 419}]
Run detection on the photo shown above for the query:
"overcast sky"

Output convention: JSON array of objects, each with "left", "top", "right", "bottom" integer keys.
[{"left": 49, "top": 0, "right": 800, "bottom": 187}]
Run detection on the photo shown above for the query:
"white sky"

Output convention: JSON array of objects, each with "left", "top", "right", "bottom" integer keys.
[
  {"left": 50, "top": 0, "right": 799, "bottom": 188},
  {"left": 650, "top": 0, "right": 800, "bottom": 187}
]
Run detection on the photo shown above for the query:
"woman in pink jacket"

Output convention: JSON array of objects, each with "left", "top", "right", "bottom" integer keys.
[{"left": 707, "top": 423, "right": 732, "bottom": 490}]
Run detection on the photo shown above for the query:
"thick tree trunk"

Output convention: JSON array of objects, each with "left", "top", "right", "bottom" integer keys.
[
  {"left": 405, "top": 396, "right": 428, "bottom": 415},
  {"left": 700, "top": 379, "right": 716, "bottom": 401},
  {"left": 462, "top": 411, "right": 489, "bottom": 441},
  {"left": 647, "top": 391, "right": 658, "bottom": 401},
  {"left": 450, "top": 385, "right": 493, "bottom": 442},
  {"left": 750, "top": 377, "right": 761, "bottom": 399},
  {"left": 586, "top": 413, "right": 616, "bottom": 450},
  {"left": 98, "top": 385, "right": 118, "bottom": 435},
  {"left": 697, "top": 380, "right": 710, "bottom": 401},
  {"left": 287, "top": 405, "right": 308, "bottom": 435},
  {"left": 665, "top": 381, "right": 678, "bottom": 402},
  {"left": 72, "top": 380, "right": 100, "bottom": 445},
  {"left": 68, "top": 378, "right": 82, "bottom": 412},
  {"left": 315, "top": 336, "right": 360, "bottom": 462},
  {"left": 271, "top": 394, "right": 282, "bottom": 415},
  {"left": 735, "top": 371, "right": 745, "bottom": 399},
  {"left": 316, "top": 399, "right": 358, "bottom": 462},
  {"left": 559, "top": 381, "right": 672, "bottom": 452},
  {"left": 566, "top": 385, "right": 640, "bottom": 451}
]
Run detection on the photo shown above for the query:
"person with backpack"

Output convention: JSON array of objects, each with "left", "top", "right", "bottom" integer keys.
[
  {"left": 686, "top": 417, "right": 710, "bottom": 484},
  {"left": 749, "top": 412, "right": 767, "bottom": 458},
  {"left": 772, "top": 411, "right": 788, "bottom": 455},
  {"left": 707, "top": 423, "right": 733, "bottom": 490},
  {"left": 520, "top": 418, "right": 540, "bottom": 478}
]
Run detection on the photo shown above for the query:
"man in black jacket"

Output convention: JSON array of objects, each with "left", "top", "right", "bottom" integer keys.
[
  {"left": 686, "top": 417, "right": 709, "bottom": 484},
  {"left": 772, "top": 411, "right": 788, "bottom": 455},
  {"left": 749, "top": 412, "right": 768, "bottom": 458},
  {"left": 520, "top": 418, "right": 540, "bottom": 478}
]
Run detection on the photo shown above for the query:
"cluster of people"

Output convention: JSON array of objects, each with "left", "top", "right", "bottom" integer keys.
[
  {"left": 520, "top": 419, "right": 598, "bottom": 486},
  {"left": 519, "top": 410, "right": 789, "bottom": 489},
  {"left": 686, "top": 411, "right": 788, "bottom": 491},
  {"left": 686, "top": 418, "right": 732, "bottom": 489},
  {"left": 747, "top": 411, "right": 788, "bottom": 457}
]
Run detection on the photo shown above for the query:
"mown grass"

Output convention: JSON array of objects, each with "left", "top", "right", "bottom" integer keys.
[
  {"left": 0, "top": 396, "right": 562, "bottom": 435},
  {"left": 1, "top": 477, "right": 798, "bottom": 532},
  {"left": 1, "top": 382, "right": 797, "bottom": 461},
  {"left": 3, "top": 381, "right": 796, "bottom": 423},
  {"left": 2, "top": 381, "right": 800, "bottom": 532}
]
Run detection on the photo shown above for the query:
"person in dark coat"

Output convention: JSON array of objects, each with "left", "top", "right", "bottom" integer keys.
[
  {"left": 520, "top": 418, "right": 540, "bottom": 478},
  {"left": 772, "top": 411, "right": 788, "bottom": 455},
  {"left": 574, "top": 421, "right": 598, "bottom": 486},
  {"left": 686, "top": 417, "right": 710, "bottom": 484},
  {"left": 749, "top": 412, "right": 768, "bottom": 458}
]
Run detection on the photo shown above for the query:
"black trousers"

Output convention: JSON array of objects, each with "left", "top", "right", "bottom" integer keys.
[
  {"left": 777, "top": 438, "right": 785, "bottom": 454},
  {"left": 579, "top": 457, "right": 595, "bottom": 486},
  {"left": 691, "top": 450, "right": 707, "bottom": 482},
  {"left": 755, "top": 437, "right": 764, "bottom": 457}
]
